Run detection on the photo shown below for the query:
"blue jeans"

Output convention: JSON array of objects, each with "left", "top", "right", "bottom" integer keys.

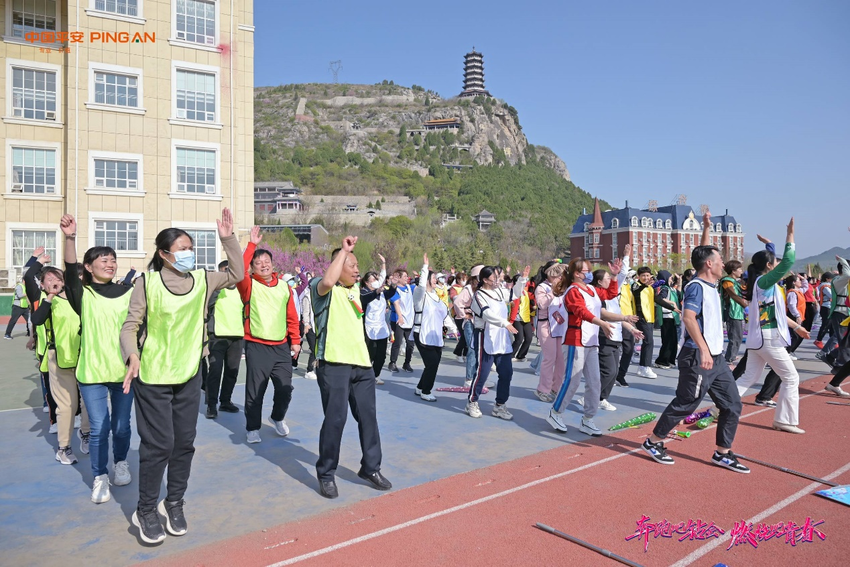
[
  {"left": 463, "top": 320, "right": 478, "bottom": 382},
  {"left": 79, "top": 382, "right": 134, "bottom": 477}
]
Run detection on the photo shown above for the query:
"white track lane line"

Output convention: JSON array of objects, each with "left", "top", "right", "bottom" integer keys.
[
  {"left": 265, "top": 393, "right": 822, "bottom": 566},
  {"left": 670, "top": 460, "right": 850, "bottom": 567}
]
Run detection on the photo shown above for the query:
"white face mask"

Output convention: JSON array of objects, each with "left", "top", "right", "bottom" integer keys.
[{"left": 369, "top": 280, "right": 382, "bottom": 290}]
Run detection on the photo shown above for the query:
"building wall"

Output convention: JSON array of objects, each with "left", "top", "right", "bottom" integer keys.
[{"left": 0, "top": 0, "right": 254, "bottom": 284}]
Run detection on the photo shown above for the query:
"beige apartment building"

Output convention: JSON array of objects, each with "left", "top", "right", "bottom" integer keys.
[{"left": 0, "top": 0, "right": 254, "bottom": 285}]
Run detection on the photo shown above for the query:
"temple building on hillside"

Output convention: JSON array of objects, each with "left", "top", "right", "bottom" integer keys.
[
  {"left": 570, "top": 199, "right": 745, "bottom": 268},
  {"left": 459, "top": 48, "right": 491, "bottom": 98}
]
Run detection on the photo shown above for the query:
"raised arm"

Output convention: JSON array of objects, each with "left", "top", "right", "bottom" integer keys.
[
  {"left": 318, "top": 236, "right": 356, "bottom": 296},
  {"left": 758, "top": 218, "right": 796, "bottom": 290},
  {"left": 701, "top": 210, "right": 712, "bottom": 246},
  {"left": 206, "top": 208, "right": 244, "bottom": 292}
]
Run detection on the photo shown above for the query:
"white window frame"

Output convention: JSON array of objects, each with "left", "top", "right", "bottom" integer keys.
[
  {"left": 736, "top": 224, "right": 742, "bottom": 233},
  {"left": 715, "top": 222, "right": 722, "bottom": 232},
  {"left": 665, "top": 219, "right": 671, "bottom": 230},
  {"left": 630, "top": 216, "right": 638, "bottom": 227},
  {"left": 583, "top": 222, "right": 589, "bottom": 232},
  {"left": 85, "top": 0, "right": 146, "bottom": 25},
  {"left": 655, "top": 219, "right": 663, "bottom": 229},
  {"left": 6, "top": 223, "right": 61, "bottom": 279},
  {"left": 170, "top": 139, "right": 222, "bottom": 200},
  {"left": 5, "top": 139, "right": 62, "bottom": 199},
  {"left": 610, "top": 218, "right": 619, "bottom": 229},
  {"left": 88, "top": 211, "right": 146, "bottom": 258},
  {"left": 3, "top": 0, "right": 62, "bottom": 46},
  {"left": 170, "top": 61, "right": 222, "bottom": 128},
  {"left": 172, "top": 221, "right": 220, "bottom": 270},
  {"left": 86, "top": 62, "right": 146, "bottom": 115},
  {"left": 86, "top": 150, "right": 145, "bottom": 196},
  {"left": 4, "top": 59, "right": 63, "bottom": 127},
  {"left": 169, "top": 0, "right": 221, "bottom": 53}
]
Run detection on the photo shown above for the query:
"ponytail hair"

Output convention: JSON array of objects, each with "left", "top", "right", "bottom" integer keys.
[
  {"left": 745, "top": 249, "right": 776, "bottom": 301},
  {"left": 148, "top": 228, "right": 192, "bottom": 272},
  {"left": 533, "top": 260, "right": 559, "bottom": 286}
]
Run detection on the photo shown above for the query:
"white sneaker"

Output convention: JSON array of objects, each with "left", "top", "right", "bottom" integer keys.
[
  {"left": 375, "top": 376, "right": 384, "bottom": 385},
  {"left": 74, "top": 415, "right": 81, "bottom": 429},
  {"left": 637, "top": 367, "right": 658, "bottom": 379},
  {"left": 575, "top": 396, "right": 585, "bottom": 407},
  {"left": 599, "top": 399, "right": 617, "bottom": 411},
  {"left": 91, "top": 474, "right": 111, "bottom": 503},
  {"left": 77, "top": 429, "right": 90, "bottom": 455},
  {"left": 825, "top": 384, "right": 850, "bottom": 398},
  {"left": 484, "top": 380, "right": 495, "bottom": 389},
  {"left": 547, "top": 409, "right": 568, "bottom": 432},
  {"left": 305, "top": 371, "right": 317, "bottom": 380},
  {"left": 580, "top": 418, "right": 602, "bottom": 436},
  {"left": 464, "top": 379, "right": 472, "bottom": 388},
  {"left": 49, "top": 423, "right": 58, "bottom": 434},
  {"left": 247, "top": 430, "right": 261, "bottom": 444},
  {"left": 420, "top": 392, "right": 437, "bottom": 402},
  {"left": 55, "top": 446, "right": 78, "bottom": 465},
  {"left": 465, "top": 401, "right": 482, "bottom": 418},
  {"left": 456, "top": 355, "right": 465, "bottom": 363},
  {"left": 113, "top": 460, "right": 132, "bottom": 486},
  {"left": 789, "top": 354, "right": 798, "bottom": 361},
  {"left": 270, "top": 417, "right": 289, "bottom": 437},
  {"left": 42, "top": 406, "right": 49, "bottom": 413},
  {"left": 534, "top": 390, "right": 554, "bottom": 402},
  {"left": 414, "top": 388, "right": 422, "bottom": 396},
  {"left": 491, "top": 404, "right": 513, "bottom": 420}
]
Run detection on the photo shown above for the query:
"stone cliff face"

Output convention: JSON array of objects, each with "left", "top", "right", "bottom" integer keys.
[{"left": 254, "top": 83, "right": 571, "bottom": 181}]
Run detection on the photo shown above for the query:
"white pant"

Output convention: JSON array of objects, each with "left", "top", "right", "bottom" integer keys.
[
  {"left": 737, "top": 332, "right": 800, "bottom": 426},
  {"left": 554, "top": 345, "right": 600, "bottom": 419}
]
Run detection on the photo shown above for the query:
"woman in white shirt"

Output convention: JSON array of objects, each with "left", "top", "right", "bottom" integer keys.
[
  {"left": 412, "top": 254, "right": 449, "bottom": 402},
  {"left": 360, "top": 254, "right": 397, "bottom": 385}
]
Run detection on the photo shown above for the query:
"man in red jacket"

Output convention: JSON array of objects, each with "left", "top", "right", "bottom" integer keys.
[{"left": 237, "top": 226, "right": 301, "bottom": 444}]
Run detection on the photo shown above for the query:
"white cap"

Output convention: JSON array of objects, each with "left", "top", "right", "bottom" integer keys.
[
  {"left": 470, "top": 265, "right": 485, "bottom": 278},
  {"left": 282, "top": 273, "right": 294, "bottom": 282}
]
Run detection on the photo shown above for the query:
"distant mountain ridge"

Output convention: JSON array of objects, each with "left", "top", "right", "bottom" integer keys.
[{"left": 791, "top": 246, "right": 850, "bottom": 273}]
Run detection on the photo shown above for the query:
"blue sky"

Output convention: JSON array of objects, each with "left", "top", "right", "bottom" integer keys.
[{"left": 253, "top": 1, "right": 849, "bottom": 258}]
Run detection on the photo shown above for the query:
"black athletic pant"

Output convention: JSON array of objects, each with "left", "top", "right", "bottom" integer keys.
[
  {"left": 655, "top": 318, "right": 678, "bottom": 366},
  {"left": 637, "top": 320, "right": 654, "bottom": 367},
  {"left": 303, "top": 328, "right": 317, "bottom": 371},
  {"left": 389, "top": 322, "right": 413, "bottom": 366},
  {"left": 653, "top": 347, "right": 742, "bottom": 449},
  {"left": 598, "top": 335, "right": 622, "bottom": 400},
  {"left": 511, "top": 320, "right": 534, "bottom": 360},
  {"left": 617, "top": 331, "right": 635, "bottom": 383},
  {"left": 4, "top": 305, "right": 30, "bottom": 337},
  {"left": 133, "top": 365, "right": 202, "bottom": 512},
  {"left": 414, "top": 332, "right": 443, "bottom": 395},
  {"left": 803, "top": 303, "right": 817, "bottom": 332},
  {"left": 205, "top": 336, "right": 242, "bottom": 407},
  {"left": 315, "top": 361, "right": 382, "bottom": 481},
  {"left": 452, "top": 319, "right": 468, "bottom": 357},
  {"left": 731, "top": 351, "right": 781, "bottom": 402},
  {"left": 816, "top": 307, "right": 832, "bottom": 342},
  {"left": 244, "top": 341, "right": 293, "bottom": 432},
  {"left": 42, "top": 370, "right": 57, "bottom": 423},
  {"left": 366, "top": 336, "right": 388, "bottom": 378}
]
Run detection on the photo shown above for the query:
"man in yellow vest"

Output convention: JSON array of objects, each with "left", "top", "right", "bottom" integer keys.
[
  {"left": 4, "top": 274, "right": 31, "bottom": 339},
  {"left": 311, "top": 236, "right": 390, "bottom": 499},
  {"left": 204, "top": 260, "right": 245, "bottom": 419}
]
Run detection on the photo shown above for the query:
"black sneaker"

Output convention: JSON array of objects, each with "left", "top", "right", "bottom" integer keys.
[
  {"left": 616, "top": 379, "right": 630, "bottom": 388},
  {"left": 157, "top": 499, "right": 188, "bottom": 536},
  {"left": 388, "top": 362, "right": 399, "bottom": 372},
  {"left": 711, "top": 451, "right": 750, "bottom": 474},
  {"left": 132, "top": 508, "right": 166, "bottom": 544},
  {"left": 642, "top": 438, "right": 674, "bottom": 465},
  {"left": 754, "top": 399, "right": 777, "bottom": 408},
  {"left": 218, "top": 401, "right": 239, "bottom": 413},
  {"left": 402, "top": 364, "right": 414, "bottom": 373},
  {"left": 205, "top": 405, "right": 218, "bottom": 419}
]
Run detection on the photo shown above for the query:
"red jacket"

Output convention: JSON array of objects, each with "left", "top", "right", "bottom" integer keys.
[{"left": 237, "top": 242, "right": 301, "bottom": 346}]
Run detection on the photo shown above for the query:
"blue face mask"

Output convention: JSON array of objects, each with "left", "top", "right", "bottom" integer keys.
[
  {"left": 584, "top": 272, "right": 593, "bottom": 284},
  {"left": 169, "top": 250, "right": 195, "bottom": 273}
]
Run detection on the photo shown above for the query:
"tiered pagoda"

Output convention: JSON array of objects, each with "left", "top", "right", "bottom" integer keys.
[{"left": 459, "top": 48, "right": 491, "bottom": 98}]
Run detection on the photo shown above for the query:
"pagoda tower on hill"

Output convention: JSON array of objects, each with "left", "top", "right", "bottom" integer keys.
[{"left": 459, "top": 47, "right": 491, "bottom": 98}]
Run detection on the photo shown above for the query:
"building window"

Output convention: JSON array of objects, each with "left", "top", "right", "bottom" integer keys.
[
  {"left": 631, "top": 216, "right": 638, "bottom": 227},
  {"left": 94, "top": 219, "right": 139, "bottom": 251},
  {"left": 95, "top": 71, "right": 139, "bottom": 107},
  {"left": 611, "top": 218, "right": 619, "bottom": 229},
  {"left": 11, "top": 66, "right": 57, "bottom": 121},
  {"left": 583, "top": 222, "right": 589, "bottom": 232},
  {"left": 10, "top": 229, "right": 57, "bottom": 277},
  {"left": 715, "top": 222, "right": 722, "bottom": 232},
  {"left": 182, "top": 229, "right": 217, "bottom": 270},
  {"left": 175, "top": 0, "right": 216, "bottom": 45},
  {"left": 176, "top": 147, "right": 216, "bottom": 194},
  {"left": 665, "top": 219, "right": 671, "bottom": 230},
  {"left": 95, "top": 0, "right": 138, "bottom": 16},
  {"left": 612, "top": 233, "right": 618, "bottom": 257},
  {"left": 10, "top": 146, "right": 56, "bottom": 194},
  {"left": 94, "top": 159, "right": 138, "bottom": 189},
  {"left": 593, "top": 233, "right": 599, "bottom": 244},
  {"left": 736, "top": 224, "right": 742, "bottom": 233},
  {"left": 656, "top": 219, "right": 663, "bottom": 229},
  {"left": 175, "top": 69, "right": 216, "bottom": 122},
  {"left": 10, "top": 0, "right": 58, "bottom": 38}
]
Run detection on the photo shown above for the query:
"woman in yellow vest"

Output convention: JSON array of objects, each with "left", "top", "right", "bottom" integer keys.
[
  {"left": 22, "top": 247, "right": 59, "bottom": 426},
  {"left": 58, "top": 214, "right": 134, "bottom": 504},
  {"left": 311, "top": 236, "right": 391, "bottom": 499},
  {"left": 120, "top": 208, "right": 244, "bottom": 544},
  {"left": 510, "top": 274, "right": 535, "bottom": 361},
  {"left": 29, "top": 256, "right": 91, "bottom": 466}
]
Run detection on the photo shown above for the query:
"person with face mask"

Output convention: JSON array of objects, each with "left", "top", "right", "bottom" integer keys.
[
  {"left": 120, "top": 209, "right": 244, "bottom": 544},
  {"left": 236, "top": 227, "right": 302, "bottom": 445},
  {"left": 412, "top": 254, "right": 449, "bottom": 402},
  {"left": 311, "top": 236, "right": 391, "bottom": 499},
  {"left": 359, "top": 254, "right": 397, "bottom": 384}
]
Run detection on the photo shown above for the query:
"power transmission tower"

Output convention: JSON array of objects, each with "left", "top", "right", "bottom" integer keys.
[{"left": 328, "top": 60, "right": 343, "bottom": 83}]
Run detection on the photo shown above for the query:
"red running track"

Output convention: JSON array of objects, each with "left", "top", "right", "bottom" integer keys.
[{"left": 145, "top": 376, "right": 849, "bottom": 567}]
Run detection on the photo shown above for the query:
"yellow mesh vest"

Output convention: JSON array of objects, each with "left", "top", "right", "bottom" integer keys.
[
  {"left": 50, "top": 296, "right": 81, "bottom": 369},
  {"left": 77, "top": 287, "right": 131, "bottom": 384},
  {"left": 323, "top": 286, "right": 371, "bottom": 367},
  {"left": 247, "top": 279, "right": 290, "bottom": 341},
  {"left": 213, "top": 288, "right": 245, "bottom": 338}
]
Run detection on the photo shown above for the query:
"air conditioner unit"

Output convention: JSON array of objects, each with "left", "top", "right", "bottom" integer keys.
[
  {"left": 177, "top": 109, "right": 186, "bottom": 119},
  {"left": 177, "top": 183, "right": 187, "bottom": 192},
  {"left": 95, "top": 179, "right": 105, "bottom": 187},
  {"left": 46, "top": 185, "right": 55, "bottom": 193},
  {"left": 205, "top": 184, "right": 215, "bottom": 194},
  {"left": 128, "top": 180, "right": 137, "bottom": 189},
  {"left": 177, "top": 31, "right": 186, "bottom": 40},
  {"left": 12, "top": 183, "right": 23, "bottom": 192},
  {"left": 205, "top": 112, "right": 214, "bottom": 121},
  {"left": 205, "top": 36, "right": 215, "bottom": 45}
]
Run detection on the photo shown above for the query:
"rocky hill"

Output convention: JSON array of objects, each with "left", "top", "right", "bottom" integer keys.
[{"left": 254, "top": 82, "right": 570, "bottom": 181}]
